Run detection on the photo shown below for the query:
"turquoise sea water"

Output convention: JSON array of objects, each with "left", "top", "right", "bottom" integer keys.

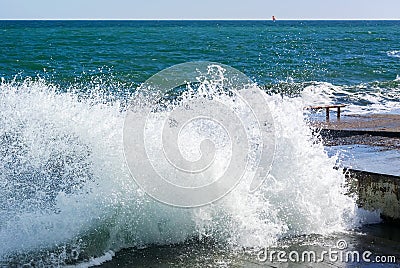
[
  {"left": 1, "top": 20, "right": 399, "bottom": 85},
  {"left": 0, "top": 20, "right": 400, "bottom": 267},
  {"left": 2, "top": 20, "right": 400, "bottom": 113}
]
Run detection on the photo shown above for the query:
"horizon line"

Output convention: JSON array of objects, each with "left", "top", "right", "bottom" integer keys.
[{"left": 0, "top": 18, "right": 399, "bottom": 21}]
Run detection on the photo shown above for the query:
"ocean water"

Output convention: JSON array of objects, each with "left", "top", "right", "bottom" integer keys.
[
  {"left": 0, "top": 20, "right": 399, "bottom": 267},
  {"left": 2, "top": 20, "right": 399, "bottom": 113}
]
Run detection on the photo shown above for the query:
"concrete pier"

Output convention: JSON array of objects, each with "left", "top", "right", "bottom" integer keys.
[
  {"left": 312, "top": 113, "right": 400, "bottom": 223},
  {"left": 312, "top": 114, "right": 400, "bottom": 138}
]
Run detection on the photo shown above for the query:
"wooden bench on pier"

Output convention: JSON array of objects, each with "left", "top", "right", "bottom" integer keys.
[{"left": 305, "top": 104, "right": 346, "bottom": 121}]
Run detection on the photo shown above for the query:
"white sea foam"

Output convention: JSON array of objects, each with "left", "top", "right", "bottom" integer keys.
[
  {"left": 67, "top": 251, "right": 115, "bottom": 268},
  {"left": 387, "top": 50, "right": 400, "bottom": 58},
  {"left": 0, "top": 77, "right": 376, "bottom": 266},
  {"left": 300, "top": 81, "right": 400, "bottom": 115}
]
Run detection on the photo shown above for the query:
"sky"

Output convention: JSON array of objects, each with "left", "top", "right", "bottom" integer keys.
[{"left": 1, "top": 0, "right": 399, "bottom": 20}]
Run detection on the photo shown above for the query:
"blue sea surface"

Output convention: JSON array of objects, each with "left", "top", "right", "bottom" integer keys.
[
  {"left": 1, "top": 20, "right": 399, "bottom": 86},
  {"left": 0, "top": 20, "right": 399, "bottom": 267}
]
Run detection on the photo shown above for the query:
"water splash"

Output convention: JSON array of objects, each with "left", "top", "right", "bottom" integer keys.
[
  {"left": 266, "top": 80, "right": 400, "bottom": 114},
  {"left": 0, "top": 75, "right": 367, "bottom": 266}
]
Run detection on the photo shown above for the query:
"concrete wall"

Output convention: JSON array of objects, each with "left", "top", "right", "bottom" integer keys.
[{"left": 346, "top": 169, "right": 400, "bottom": 224}]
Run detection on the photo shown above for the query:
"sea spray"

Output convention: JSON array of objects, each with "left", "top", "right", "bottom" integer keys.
[
  {"left": 0, "top": 76, "right": 365, "bottom": 266},
  {"left": 266, "top": 80, "right": 400, "bottom": 114}
]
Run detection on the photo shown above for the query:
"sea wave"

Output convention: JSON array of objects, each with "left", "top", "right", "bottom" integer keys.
[
  {"left": 265, "top": 79, "right": 400, "bottom": 114},
  {"left": 0, "top": 76, "right": 378, "bottom": 266},
  {"left": 387, "top": 50, "right": 400, "bottom": 58}
]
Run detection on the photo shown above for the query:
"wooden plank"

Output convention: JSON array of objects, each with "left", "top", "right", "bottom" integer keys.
[
  {"left": 305, "top": 104, "right": 346, "bottom": 110},
  {"left": 305, "top": 104, "right": 346, "bottom": 121}
]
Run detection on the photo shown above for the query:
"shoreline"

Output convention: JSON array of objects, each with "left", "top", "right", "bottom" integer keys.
[{"left": 97, "top": 224, "right": 400, "bottom": 267}]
